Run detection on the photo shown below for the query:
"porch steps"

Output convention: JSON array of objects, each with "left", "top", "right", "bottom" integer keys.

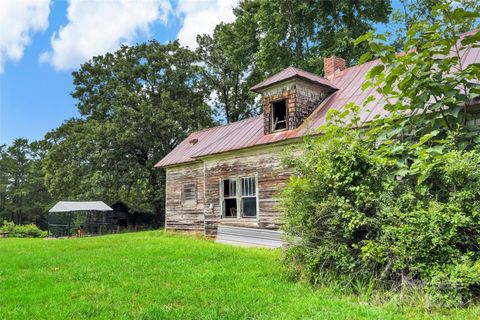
[{"left": 215, "top": 225, "right": 283, "bottom": 248}]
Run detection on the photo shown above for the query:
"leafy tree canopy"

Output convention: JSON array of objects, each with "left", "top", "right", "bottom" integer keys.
[
  {"left": 197, "top": 0, "right": 392, "bottom": 123},
  {"left": 43, "top": 41, "right": 213, "bottom": 221},
  {"left": 0, "top": 139, "right": 51, "bottom": 228}
]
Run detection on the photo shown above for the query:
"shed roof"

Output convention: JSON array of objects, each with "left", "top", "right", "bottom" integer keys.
[
  {"left": 155, "top": 30, "right": 480, "bottom": 168},
  {"left": 250, "top": 66, "right": 338, "bottom": 92},
  {"left": 49, "top": 201, "right": 113, "bottom": 213}
]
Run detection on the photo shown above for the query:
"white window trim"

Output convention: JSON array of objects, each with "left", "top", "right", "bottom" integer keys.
[{"left": 219, "top": 174, "right": 259, "bottom": 220}]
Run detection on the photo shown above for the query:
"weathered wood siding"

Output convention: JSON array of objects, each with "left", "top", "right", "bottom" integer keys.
[
  {"left": 165, "top": 161, "right": 205, "bottom": 232},
  {"left": 164, "top": 144, "right": 295, "bottom": 236},
  {"left": 262, "top": 79, "right": 329, "bottom": 134}
]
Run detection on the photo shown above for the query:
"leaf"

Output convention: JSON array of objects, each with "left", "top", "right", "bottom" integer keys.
[
  {"left": 354, "top": 31, "right": 374, "bottom": 46},
  {"left": 367, "top": 65, "right": 384, "bottom": 80},
  {"left": 358, "top": 52, "right": 373, "bottom": 64},
  {"left": 361, "top": 81, "right": 372, "bottom": 91},
  {"left": 410, "top": 130, "right": 440, "bottom": 150},
  {"left": 447, "top": 106, "right": 461, "bottom": 118},
  {"left": 395, "top": 168, "right": 410, "bottom": 177}
]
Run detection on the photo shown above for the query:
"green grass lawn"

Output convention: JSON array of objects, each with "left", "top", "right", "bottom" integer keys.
[{"left": 0, "top": 231, "right": 478, "bottom": 320}]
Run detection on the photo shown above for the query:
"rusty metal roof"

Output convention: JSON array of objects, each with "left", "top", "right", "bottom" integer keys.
[
  {"left": 155, "top": 32, "right": 480, "bottom": 168},
  {"left": 250, "top": 66, "right": 338, "bottom": 92}
]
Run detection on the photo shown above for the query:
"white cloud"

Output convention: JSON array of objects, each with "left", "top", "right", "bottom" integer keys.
[
  {"left": 0, "top": 0, "right": 50, "bottom": 73},
  {"left": 41, "top": 0, "right": 172, "bottom": 70},
  {"left": 176, "top": 0, "right": 238, "bottom": 49}
]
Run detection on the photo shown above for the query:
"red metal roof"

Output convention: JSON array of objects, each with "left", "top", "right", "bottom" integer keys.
[
  {"left": 250, "top": 66, "right": 338, "bottom": 92},
  {"left": 155, "top": 32, "right": 480, "bottom": 168}
]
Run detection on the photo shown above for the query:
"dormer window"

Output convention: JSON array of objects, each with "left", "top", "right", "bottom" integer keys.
[
  {"left": 272, "top": 99, "right": 287, "bottom": 131},
  {"left": 250, "top": 66, "right": 339, "bottom": 135}
]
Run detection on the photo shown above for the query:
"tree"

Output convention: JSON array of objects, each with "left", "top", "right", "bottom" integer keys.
[
  {"left": 0, "top": 139, "right": 52, "bottom": 228},
  {"left": 43, "top": 41, "right": 213, "bottom": 223},
  {"left": 3, "top": 139, "right": 30, "bottom": 224},
  {"left": 250, "top": 0, "right": 391, "bottom": 74},
  {"left": 196, "top": 19, "right": 262, "bottom": 123},
  {"left": 386, "top": 0, "right": 479, "bottom": 51},
  {"left": 281, "top": 2, "right": 480, "bottom": 305},
  {"left": 356, "top": 1, "right": 480, "bottom": 159},
  {"left": 197, "top": 0, "right": 392, "bottom": 123}
]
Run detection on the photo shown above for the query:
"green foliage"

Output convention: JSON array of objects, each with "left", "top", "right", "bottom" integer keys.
[
  {"left": 196, "top": 13, "right": 262, "bottom": 123},
  {"left": 245, "top": 0, "right": 391, "bottom": 75},
  {"left": 196, "top": 0, "right": 392, "bottom": 122},
  {"left": 1, "top": 220, "right": 47, "bottom": 238},
  {"left": 282, "top": 128, "right": 480, "bottom": 306},
  {"left": 43, "top": 41, "right": 213, "bottom": 221},
  {"left": 281, "top": 2, "right": 480, "bottom": 307},
  {"left": 0, "top": 139, "right": 52, "bottom": 228},
  {"left": 386, "top": 0, "right": 480, "bottom": 51},
  {"left": 357, "top": 2, "right": 480, "bottom": 147}
]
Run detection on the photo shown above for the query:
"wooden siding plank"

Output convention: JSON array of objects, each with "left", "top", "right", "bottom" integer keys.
[{"left": 165, "top": 145, "right": 294, "bottom": 236}]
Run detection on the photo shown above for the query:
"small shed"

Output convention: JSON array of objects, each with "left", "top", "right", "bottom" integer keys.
[{"left": 48, "top": 201, "right": 114, "bottom": 237}]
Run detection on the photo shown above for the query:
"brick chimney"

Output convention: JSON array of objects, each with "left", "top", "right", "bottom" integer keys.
[{"left": 324, "top": 56, "right": 346, "bottom": 79}]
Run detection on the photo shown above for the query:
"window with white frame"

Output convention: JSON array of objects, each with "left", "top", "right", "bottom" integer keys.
[
  {"left": 240, "top": 177, "right": 257, "bottom": 217},
  {"left": 182, "top": 182, "right": 196, "bottom": 204},
  {"left": 221, "top": 176, "right": 257, "bottom": 218}
]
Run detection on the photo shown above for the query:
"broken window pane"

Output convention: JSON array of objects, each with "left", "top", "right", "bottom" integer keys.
[
  {"left": 224, "top": 198, "right": 237, "bottom": 217},
  {"left": 222, "top": 177, "right": 257, "bottom": 218}
]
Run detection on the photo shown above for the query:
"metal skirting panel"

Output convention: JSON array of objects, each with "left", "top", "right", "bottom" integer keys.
[{"left": 215, "top": 225, "right": 283, "bottom": 248}]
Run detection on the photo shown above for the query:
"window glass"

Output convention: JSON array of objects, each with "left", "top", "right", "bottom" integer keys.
[
  {"left": 241, "top": 176, "right": 256, "bottom": 218},
  {"left": 241, "top": 198, "right": 257, "bottom": 217},
  {"left": 241, "top": 177, "right": 255, "bottom": 197},
  {"left": 222, "top": 176, "right": 257, "bottom": 218}
]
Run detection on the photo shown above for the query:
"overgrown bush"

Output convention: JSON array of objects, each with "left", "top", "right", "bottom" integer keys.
[
  {"left": 281, "top": 2, "right": 480, "bottom": 307},
  {"left": 0, "top": 220, "right": 47, "bottom": 238},
  {"left": 281, "top": 128, "right": 480, "bottom": 306}
]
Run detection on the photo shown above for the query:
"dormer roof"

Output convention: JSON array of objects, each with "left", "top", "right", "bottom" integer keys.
[{"left": 250, "top": 66, "right": 338, "bottom": 92}]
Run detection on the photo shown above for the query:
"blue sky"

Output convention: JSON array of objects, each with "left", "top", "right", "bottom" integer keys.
[{"left": 0, "top": 0, "right": 398, "bottom": 145}]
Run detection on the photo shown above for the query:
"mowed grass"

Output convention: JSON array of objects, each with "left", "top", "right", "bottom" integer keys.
[{"left": 0, "top": 232, "right": 478, "bottom": 320}]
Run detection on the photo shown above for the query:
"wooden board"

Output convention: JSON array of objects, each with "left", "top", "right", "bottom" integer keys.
[
  {"left": 215, "top": 225, "right": 283, "bottom": 248},
  {"left": 165, "top": 144, "right": 296, "bottom": 236}
]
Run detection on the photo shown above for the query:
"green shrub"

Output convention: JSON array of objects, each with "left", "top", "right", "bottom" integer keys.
[
  {"left": 0, "top": 220, "right": 47, "bottom": 238},
  {"left": 280, "top": 129, "right": 480, "bottom": 306},
  {"left": 280, "top": 2, "right": 480, "bottom": 307}
]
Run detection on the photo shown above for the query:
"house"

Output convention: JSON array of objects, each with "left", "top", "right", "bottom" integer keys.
[{"left": 154, "top": 31, "right": 480, "bottom": 242}]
